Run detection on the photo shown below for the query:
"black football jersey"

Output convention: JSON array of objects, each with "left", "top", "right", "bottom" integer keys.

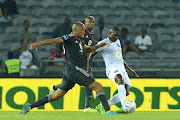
[
  {"left": 82, "top": 29, "right": 96, "bottom": 69},
  {"left": 60, "top": 33, "right": 86, "bottom": 68}
]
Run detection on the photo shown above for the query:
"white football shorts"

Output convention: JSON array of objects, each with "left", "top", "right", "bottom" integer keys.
[{"left": 107, "top": 67, "right": 132, "bottom": 87}]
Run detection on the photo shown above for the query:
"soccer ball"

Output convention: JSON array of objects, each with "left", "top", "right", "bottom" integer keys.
[{"left": 122, "top": 99, "right": 136, "bottom": 113}]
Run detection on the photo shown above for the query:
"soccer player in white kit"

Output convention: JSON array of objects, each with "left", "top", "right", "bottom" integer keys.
[{"left": 88, "top": 27, "right": 139, "bottom": 114}]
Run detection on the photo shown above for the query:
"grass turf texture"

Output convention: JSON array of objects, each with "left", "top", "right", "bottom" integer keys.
[{"left": 0, "top": 111, "right": 179, "bottom": 120}]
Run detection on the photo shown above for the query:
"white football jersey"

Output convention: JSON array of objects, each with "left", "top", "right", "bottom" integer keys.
[{"left": 96, "top": 37, "right": 126, "bottom": 75}]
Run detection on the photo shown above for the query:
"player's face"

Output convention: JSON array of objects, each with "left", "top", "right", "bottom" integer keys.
[
  {"left": 77, "top": 26, "right": 86, "bottom": 38},
  {"left": 141, "top": 28, "right": 147, "bottom": 36},
  {"left": 24, "top": 21, "right": 30, "bottom": 29},
  {"left": 85, "top": 18, "right": 95, "bottom": 30},
  {"left": 109, "top": 31, "right": 120, "bottom": 42}
]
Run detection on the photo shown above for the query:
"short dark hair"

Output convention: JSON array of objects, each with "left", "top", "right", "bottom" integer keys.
[
  {"left": 110, "top": 26, "right": 120, "bottom": 32},
  {"left": 141, "top": 27, "right": 147, "bottom": 31},
  {"left": 121, "top": 27, "right": 128, "bottom": 34},
  {"left": 7, "top": 51, "right": 14, "bottom": 59},
  {"left": 23, "top": 20, "right": 29, "bottom": 24},
  {"left": 98, "top": 17, "right": 104, "bottom": 23}
]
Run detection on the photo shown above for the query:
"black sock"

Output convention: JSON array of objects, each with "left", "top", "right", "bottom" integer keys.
[
  {"left": 85, "top": 88, "right": 92, "bottom": 108},
  {"left": 96, "top": 91, "right": 110, "bottom": 112},
  {"left": 30, "top": 96, "right": 51, "bottom": 109}
]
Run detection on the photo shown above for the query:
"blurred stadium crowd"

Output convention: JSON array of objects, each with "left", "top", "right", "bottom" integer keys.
[{"left": 0, "top": 0, "right": 180, "bottom": 78}]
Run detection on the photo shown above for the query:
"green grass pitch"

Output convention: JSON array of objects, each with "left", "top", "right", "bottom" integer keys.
[{"left": 0, "top": 111, "right": 179, "bottom": 120}]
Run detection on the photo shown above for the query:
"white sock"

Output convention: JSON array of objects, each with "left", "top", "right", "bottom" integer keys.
[
  {"left": 108, "top": 93, "right": 120, "bottom": 105},
  {"left": 118, "top": 84, "right": 126, "bottom": 105},
  {"left": 99, "top": 94, "right": 120, "bottom": 107},
  {"left": 99, "top": 85, "right": 126, "bottom": 107}
]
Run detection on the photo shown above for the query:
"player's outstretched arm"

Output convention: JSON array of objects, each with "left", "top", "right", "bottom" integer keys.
[
  {"left": 83, "top": 42, "right": 108, "bottom": 53},
  {"left": 87, "top": 52, "right": 97, "bottom": 74},
  {"left": 124, "top": 60, "right": 139, "bottom": 78},
  {"left": 30, "top": 37, "right": 64, "bottom": 52}
]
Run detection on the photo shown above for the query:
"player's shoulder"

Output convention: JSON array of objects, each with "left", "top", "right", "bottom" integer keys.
[
  {"left": 97, "top": 38, "right": 108, "bottom": 44},
  {"left": 61, "top": 33, "right": 74, "bottom": 40}
]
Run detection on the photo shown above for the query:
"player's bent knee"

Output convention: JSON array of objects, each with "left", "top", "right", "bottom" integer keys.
[
  {"left": 88, "top": 81, "right": 103, "bottom": 92},
  {"left": 115, "top": 74, "right": 124, "bottom": 85}
]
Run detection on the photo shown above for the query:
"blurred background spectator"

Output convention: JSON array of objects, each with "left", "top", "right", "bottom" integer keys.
[
  {"left": 0, "top": 1, "right": 9, "bottom": 27},
  {"left": 14, "top": 41, "right": 37, "bottom": 76},
  {"left": 135, "top": 27, "right": 152, "bottom": 54},
  {"left": 0, "top": 0, "right": 179, "bottom": 78},
  {"left": 18, "top": 20, "right": 32, "bottom": 43},
  {"left": 0, "top": 1, "right": 5, "bottom": 19},
  {"left": 3, "top": 0, "right": 19, "bottom": 19},
  {"left": 49, "top": 44, "right": 65, "bottom": 65},
  {"left": 94, "top": 17, "right": 109, "bottom": 41},
  {"left": 4, "top": 51, "right": 20, "bottom": 77},
  {"left": 119, "top": 27, "right": 140, "bottom": 55},
  {"left": 52, "top": 16, "right": 71, "bottom": 38}
]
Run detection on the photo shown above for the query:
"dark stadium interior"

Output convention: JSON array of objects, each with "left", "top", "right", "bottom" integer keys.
[{"left": 0, "top": 0, "right": 180, "bottom": 78}]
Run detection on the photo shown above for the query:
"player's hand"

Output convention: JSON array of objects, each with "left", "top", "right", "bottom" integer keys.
[
  {"left": 97, "top": 42, "right": 109, "bottom": 48},
  {"left": 128, "top": 69, "right": 139, "bottom": 78},
  {"left": 30, "top": 42, "right": 42, "bottom": 52}
]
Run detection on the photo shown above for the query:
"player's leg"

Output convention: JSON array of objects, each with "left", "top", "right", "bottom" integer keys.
[
  {"left": 20, "top": 88, "right": 67, "bottom": 115},
  {"left": 97, "top": 71, "right": 132, "bottom": 113},
  {"left": 115, "top": 73, "right": 126, "bottom": 105},
  {"left": 88, "top": 81, "right": 112, "bottom": 114},
  {"left": 95, "top": 69, "right": 126, "bottom": 114},
  {"left": 20, "top": 76, "right": 75, "bottom": 115},
  {"left": 116, "top": 72, "right": 132, "bottom": 113},
  {"left": 83, "top": 88, "right": 94, "bottom": 112},
  {"left": 125, "top": 84, "right": 130, "bottom": 96},
  {"left": 95, "top": 73, "right": 126, "bottom": 114},
  {"left": 116, "top": 84, "right": 131, "bottom": 113},
  {"left": 30, "top": 89, "right": 67, "bottom": 109},
  {"left": 72, "top": 66, "right": 118, "bottom": 115}
]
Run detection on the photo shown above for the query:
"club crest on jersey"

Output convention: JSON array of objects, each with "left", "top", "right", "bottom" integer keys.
[
  {"left": 115, "top": 51, "right": 122, "bottom": 60},
  {"left": 85, "top": 35, "right": 89, "bottom": 38},
  {"left": 88, "top": 40, "right": 92, "bottom": 45}
]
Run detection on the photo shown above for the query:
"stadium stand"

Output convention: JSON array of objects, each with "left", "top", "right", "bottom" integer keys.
[{"left": 0, "top": 0, "right": 180, "bottom": 78}]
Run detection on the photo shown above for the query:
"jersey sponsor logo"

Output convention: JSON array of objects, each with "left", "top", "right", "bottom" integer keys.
[
  {"left": 115, "top": 51, "right": 122, "bottom": 60},
  {"left": 88, "top": 40, "right": 92, "bottom": 45}
]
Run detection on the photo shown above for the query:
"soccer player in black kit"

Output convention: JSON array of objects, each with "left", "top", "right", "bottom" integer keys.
[
  {"left": 20, "top": 22, "right": 119, "bottom": 115},
  {"left": 83, "top": 16, "right": 96, "bottom": 112},
  {"left": 51, "top": 16, "right": 96, "bottom": 112}
]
